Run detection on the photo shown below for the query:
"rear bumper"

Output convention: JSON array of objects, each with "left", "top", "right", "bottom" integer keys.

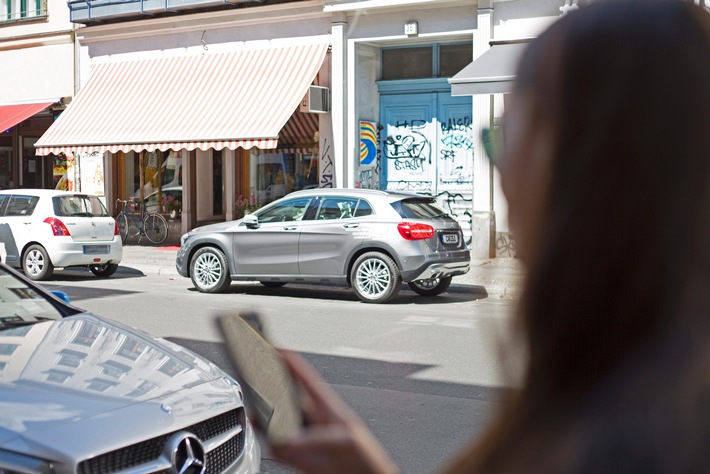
[
  {"left": 400, "top": 250, "right": 471, "bottom": 282},
  {"left": 409, "top": 259, "right": 470, "bottom": 281},
  {"left": 49, "top": 238, "right": 122, "bottom": 268}
]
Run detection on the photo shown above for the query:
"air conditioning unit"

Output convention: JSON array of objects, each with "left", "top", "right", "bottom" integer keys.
[{"left": 300, "top": 86, "right": 330, "bottom": 114}]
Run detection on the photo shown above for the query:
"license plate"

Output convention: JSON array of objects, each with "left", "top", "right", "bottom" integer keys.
[
  {"left": 83, "top": 245, "right": 109, "bottom": 255},
  {"left": 441, "top": 233, "right": 459, "bottom": 245}
]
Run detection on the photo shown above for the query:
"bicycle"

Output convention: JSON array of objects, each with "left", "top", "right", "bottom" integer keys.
[{"left": 115, "top": 199, "right": 169, "bottom": 245}]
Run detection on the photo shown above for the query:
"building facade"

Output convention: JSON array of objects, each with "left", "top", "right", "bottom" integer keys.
[
  {"left": 16, "top": 0, "right": 578, "bottom": 256},
  {"left": 0, "top": 0, "right": 75, "bottom": 191}
]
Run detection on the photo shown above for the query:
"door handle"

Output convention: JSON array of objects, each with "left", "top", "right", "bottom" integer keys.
[
  {"left": 343, "top": 223, "right": 359, "bottom": 229},
  {"left": 283, "top": 226, "right": 298, "bottom": 231}
]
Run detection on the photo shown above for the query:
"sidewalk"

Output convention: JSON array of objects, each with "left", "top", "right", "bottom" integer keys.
[{"left": 119, "top": 244, "right": 526, "bottom": 299}]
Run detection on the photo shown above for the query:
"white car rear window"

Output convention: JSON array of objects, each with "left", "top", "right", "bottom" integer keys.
[{"left": 53, "top": 195, "right": 110, "bottom": 218}]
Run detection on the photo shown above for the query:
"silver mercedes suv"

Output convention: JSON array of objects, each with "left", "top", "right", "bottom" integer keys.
[{"left": 176, "top": 189, "right": 470, "bottom": 303}]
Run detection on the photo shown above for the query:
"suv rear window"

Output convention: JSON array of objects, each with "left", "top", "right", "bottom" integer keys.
[
  {"left": 53, "top": 195, "right": 110, "bottom": 217},
  {"left": 391, "top": 198, "right": 447, "bottom": 219}
]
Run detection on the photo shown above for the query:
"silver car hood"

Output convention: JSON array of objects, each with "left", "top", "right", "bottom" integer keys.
[{"left": 0, "top": 313, "right": 243, "bottom": 465}]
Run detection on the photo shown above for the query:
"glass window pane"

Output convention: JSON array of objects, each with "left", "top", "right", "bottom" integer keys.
[
  {"left": 439, "top": 43, "right": 473, "bottom": 77},
  {"left": 382, "top": 47, "right": 433, "bottom": 80},
  {"left": 5, "top": 195, "right": 38, "bottom": 216},
  {"left": 355, "top": 200, "right": 373, "bottom": 217},
  {"left": 257, "top": 197, "right": 313, "bottom": 223},
  {"left": 316, "top": 198, "right": 359, "bottom": 220},
  {"left": 391, "top": 198, "right": 447, "bottom": 219}
]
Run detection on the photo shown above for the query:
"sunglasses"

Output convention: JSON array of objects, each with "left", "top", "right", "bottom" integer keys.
[{"left": 481, "top": 126, "right": 504, "bottom": 164}]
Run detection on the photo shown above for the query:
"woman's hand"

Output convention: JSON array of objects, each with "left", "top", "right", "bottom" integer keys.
[{"left": 271, "top": 351, "right": 401, "bottom": 474}]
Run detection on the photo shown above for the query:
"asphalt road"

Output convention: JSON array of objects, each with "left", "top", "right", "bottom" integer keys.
[{"left": 42, "top": 266, "right": 518, "bottom": 474}]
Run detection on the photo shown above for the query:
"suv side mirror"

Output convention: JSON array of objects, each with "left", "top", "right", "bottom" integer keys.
[{"left": 243, "top": 213, "right": 259, "bottom": 229}]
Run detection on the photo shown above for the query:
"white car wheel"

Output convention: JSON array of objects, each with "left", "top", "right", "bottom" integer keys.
[{"left": 23, "top": 245, "right": 54, "bottom": 281}]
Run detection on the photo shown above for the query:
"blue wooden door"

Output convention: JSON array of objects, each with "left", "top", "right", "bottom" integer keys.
[
  {"left": 380, "top": 93, "right": 437, "bottom": 193},
  {"left": 380, "top": 92, "right": 472, "bottom": 195},
  {"left": 379, "top": 91, "right": 473, "bottom": 244}
]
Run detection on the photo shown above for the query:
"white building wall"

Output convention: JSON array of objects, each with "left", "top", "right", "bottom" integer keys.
[
  {"left": 354, "top": 43, "right": 380, "bottom": 189},
  {"left": 0, "top": 43, "right": 74, "bottom": 102},
  {"left": 0, "top": 0, "right": 76, "bottom": 102}
]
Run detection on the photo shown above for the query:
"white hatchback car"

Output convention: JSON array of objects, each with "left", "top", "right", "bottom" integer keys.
[{"left": 0, "top": 189, "right": 122, "bottom": 280}]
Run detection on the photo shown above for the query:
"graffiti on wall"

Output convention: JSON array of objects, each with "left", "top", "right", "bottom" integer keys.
[
  {"left": 496, "top": 232, "right": 517, "bottom": 258},
  {"left": 439, "top": 116, "right": 473, "bottom": 184},
  {"left": 382, "top": 114, "right": 474, "bottom": 244},
  {"left": 435, "top": 190, "right": 473, "bottom": 246},
  {"left": 360, "top": 121, "right": 378, "bottom": 167},
  {"left": 320, "top": 137, "right": 334, "bottom": 188},
  {"left": 385, "top": 119, "right": 432, "bottom": 173},
  {"left": 357, "top": 122, "right": 383, "bottom": 189}
]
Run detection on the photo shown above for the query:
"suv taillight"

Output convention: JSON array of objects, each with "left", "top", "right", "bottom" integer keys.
[
  {"left": 44, "top": 217, "right": 71, "bottom": 236},
  {"left": 397, "top": 222, "right": 435, "bottom": 240}
]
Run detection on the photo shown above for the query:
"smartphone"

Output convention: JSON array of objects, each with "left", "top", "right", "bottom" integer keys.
[{"left": 216, "top": 311, "right": 303, "bottom": 445}]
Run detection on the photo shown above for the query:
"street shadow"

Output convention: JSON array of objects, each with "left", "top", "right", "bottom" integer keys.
[
  {"left": 187, "top": 282, "right": 488, "bottom": 304},
  {"left": 41, "top": 282, "right": 139, "bottom": 301},
  {"left": 31, "top": 265, "right": 149, "bottom": 281},
  {"left": 167, "top": 337, "right": 505, "bottom": 404},
  {"left": 167, "top": 337, "right": 507, "bottom": 474}
]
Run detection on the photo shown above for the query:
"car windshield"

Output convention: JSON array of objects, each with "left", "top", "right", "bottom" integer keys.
[
  {"left": 391, "top": 198, "right": 449, "bottom": 219},
  {"left": 53, "top": 195, "right": 110, "bottom": 218},
  {"left": 0, "top": 267, "right": 62, "bottom": 329}
]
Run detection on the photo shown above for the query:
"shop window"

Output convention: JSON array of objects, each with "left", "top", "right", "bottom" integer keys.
[
  {"left": 253, "top": 151, "right": 318, "bottom": 206},
  {"left": 212, "top": 150, "right": 223, "bottom": 215},
  {"left": 1, "top": 0, "right": 46, "bottom": 23},
  {"left": 0, "top": 147, "right": 12, "bottom": 189},
  {"left": 381, "top": 43, "right": 473, "bottom": 80},
  {"left": 132, "top": 150, "right": 182, "bottom": 215}
]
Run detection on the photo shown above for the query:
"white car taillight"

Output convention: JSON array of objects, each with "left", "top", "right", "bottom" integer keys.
[
  {"left": 114, "top": 221, "right": 120, "bottom": 236},
  {"left": 43, "top": 217, "right": 71, "bottom": 236},
  {"left": 397, "top": 222, "right": 435, "bottom": 240}
]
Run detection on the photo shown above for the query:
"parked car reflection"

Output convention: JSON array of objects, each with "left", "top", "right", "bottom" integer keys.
[{"left": 0, "top": 263, "right": 260, "bottom": 473}]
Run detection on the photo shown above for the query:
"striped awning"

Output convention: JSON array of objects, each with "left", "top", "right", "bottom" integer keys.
[
  {"left": 277, "top": 110, "right": 319, "bottom": 153},
  {"left": 1, "top": 101, "right": 56, "bottom": 133},
  {"left": 35, "top": 41, "right": 329, "bottom": 156}
]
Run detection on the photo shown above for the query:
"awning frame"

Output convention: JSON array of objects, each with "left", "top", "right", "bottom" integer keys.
[{"left": 448, "top": 39, "right": 531, "bottom": 96}]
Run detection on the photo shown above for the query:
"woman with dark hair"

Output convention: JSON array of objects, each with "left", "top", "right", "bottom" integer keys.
[{"left": 271, "top": 1, "right": 710, "bottom": 472}]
